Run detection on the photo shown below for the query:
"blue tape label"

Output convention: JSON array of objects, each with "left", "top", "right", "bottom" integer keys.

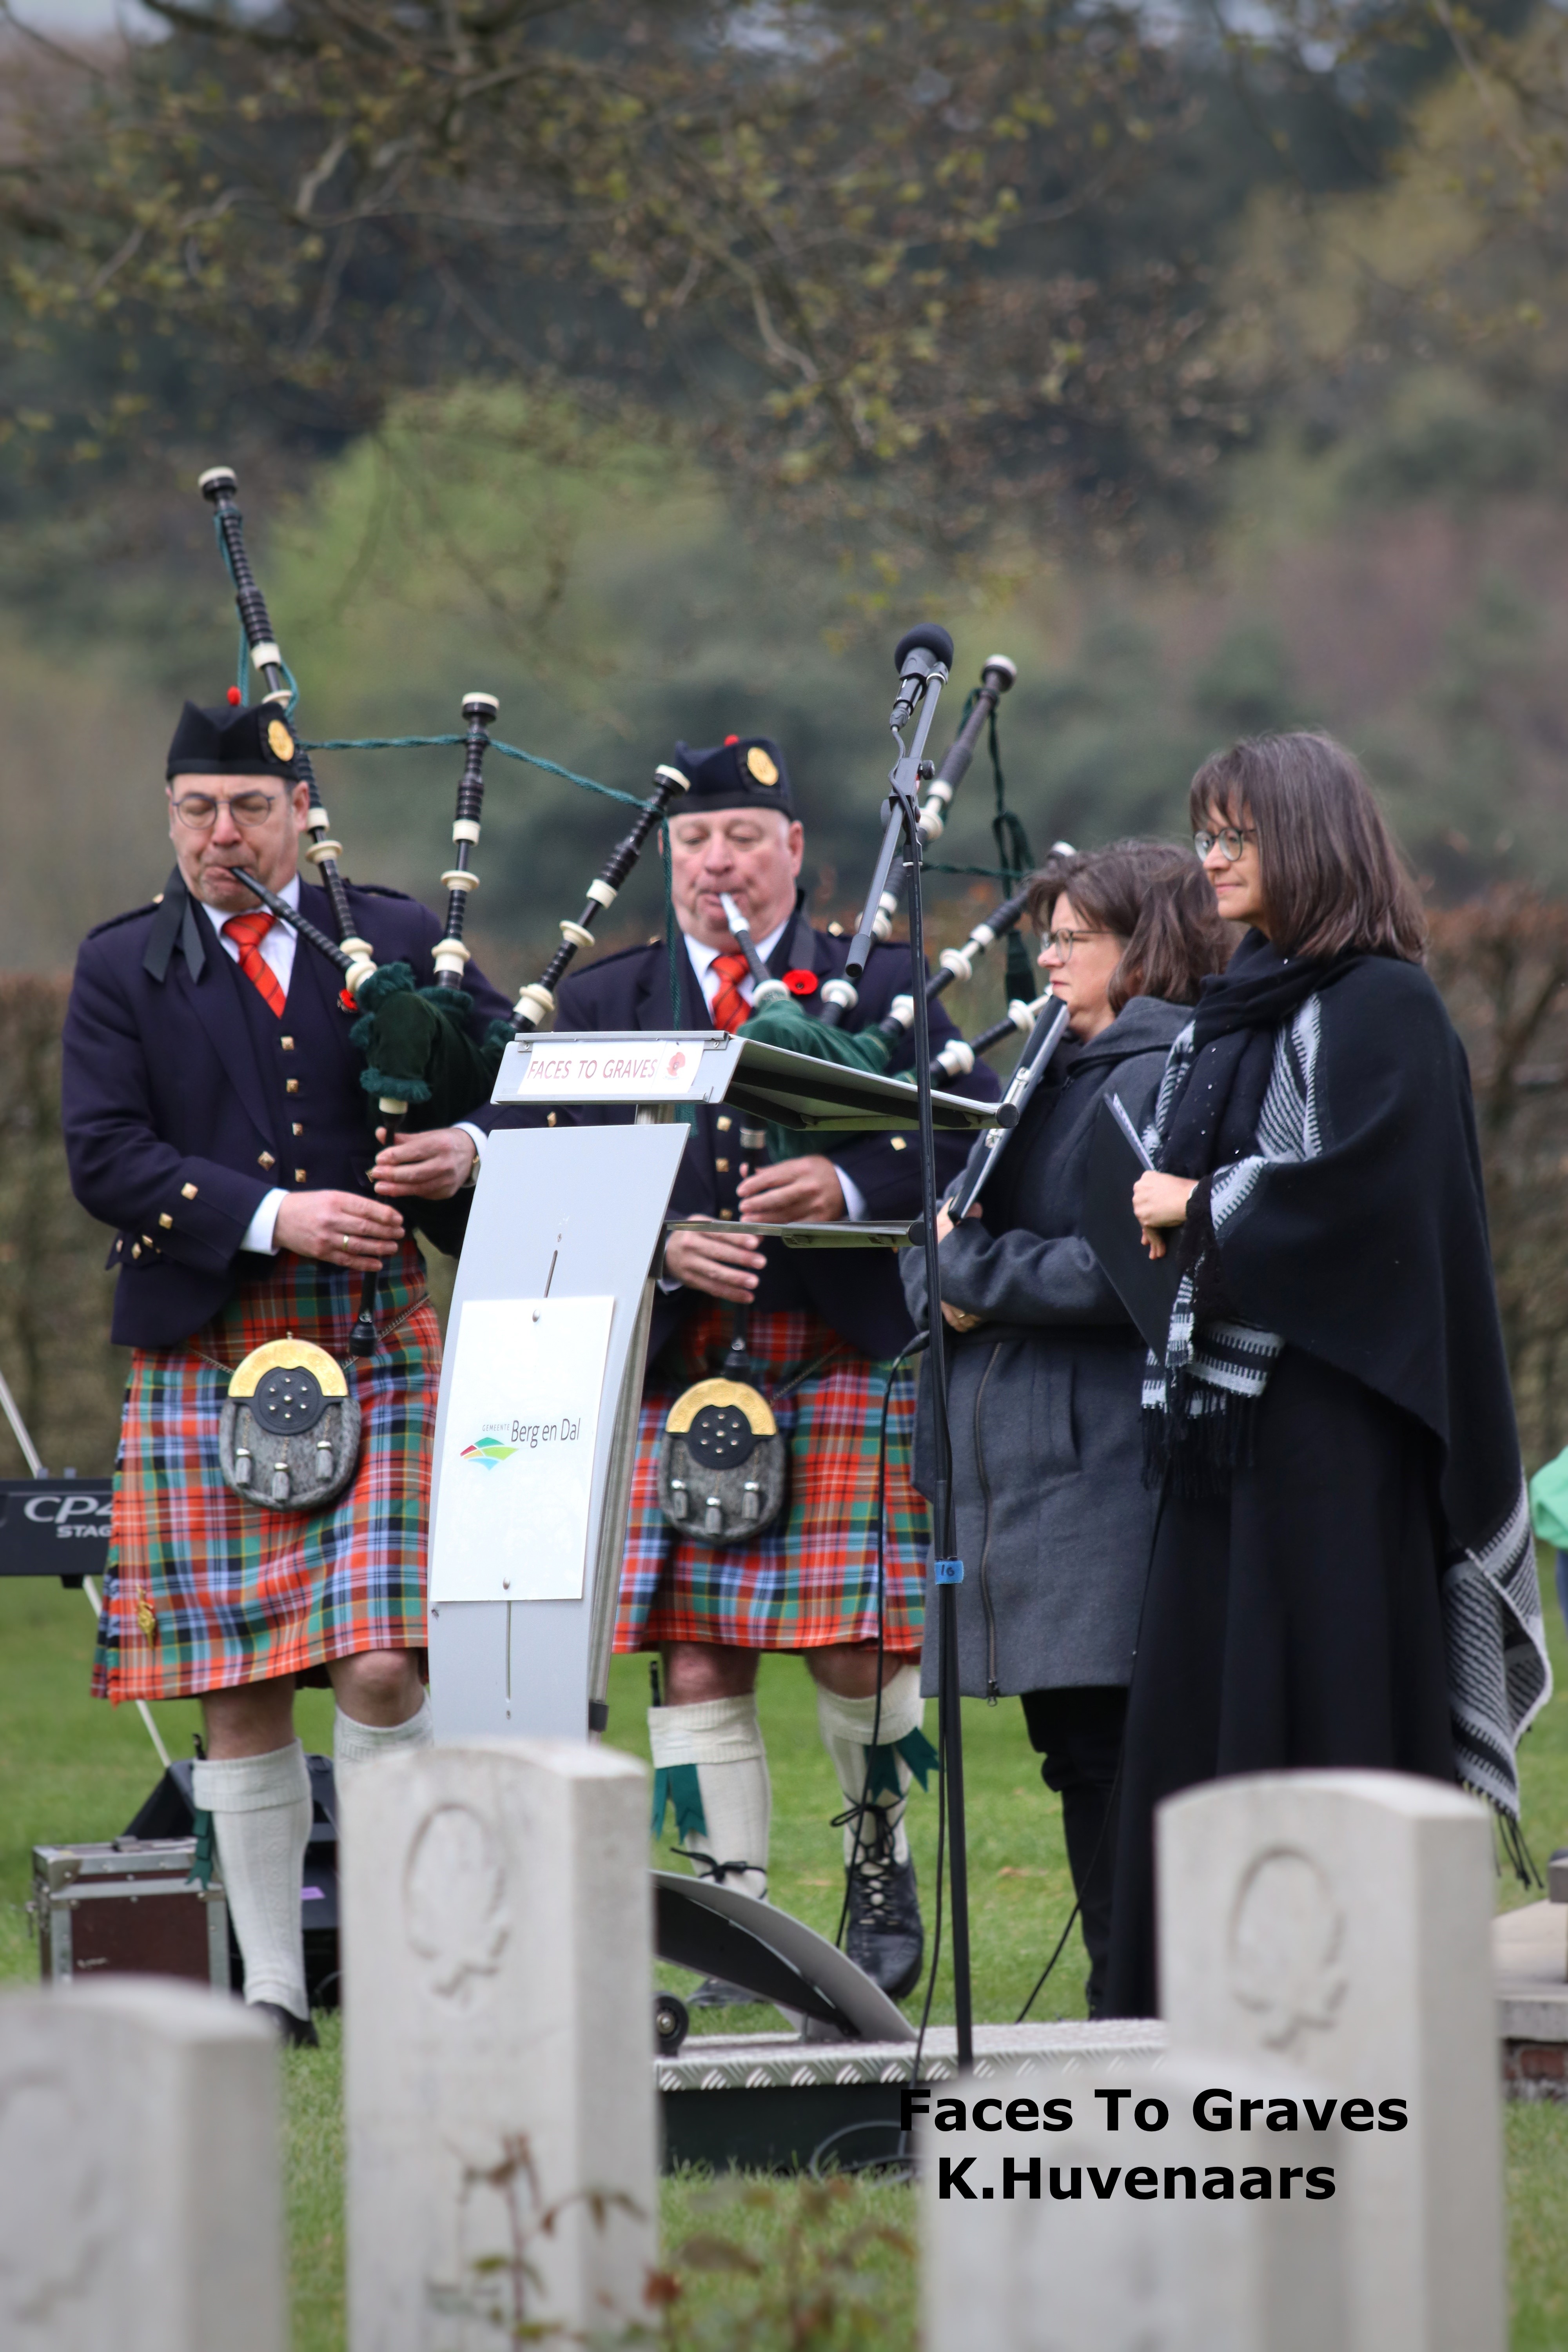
[{"left": 934, "top": 1558, "right": 965, "bottom": 1585}]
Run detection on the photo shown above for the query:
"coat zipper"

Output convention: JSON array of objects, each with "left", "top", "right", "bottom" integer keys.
[{"left": 973, "top": 1342, "right": 1003, "bottom": 1702}]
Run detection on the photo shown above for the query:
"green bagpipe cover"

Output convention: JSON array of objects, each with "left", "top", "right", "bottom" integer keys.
[
  {"left": 733, "top": 996, "right": 898, "bottom": 1161},
  {"left": 349, "top": 966, "right": 512, "bottom": 1255}
]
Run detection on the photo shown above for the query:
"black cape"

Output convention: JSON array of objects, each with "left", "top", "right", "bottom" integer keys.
[{"left": 1160, "top": 947, "right": 1549, "bottom": 1816}]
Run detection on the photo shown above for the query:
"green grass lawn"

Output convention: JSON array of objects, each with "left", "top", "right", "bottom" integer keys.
[{"left": 5, "top": 1568, "right": 1568, "bottom": 2346}]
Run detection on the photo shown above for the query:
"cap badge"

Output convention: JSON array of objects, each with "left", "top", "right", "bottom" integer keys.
[
  {"left": 746, "top": 745, "right": 779, "bottom": 786},
  {"left": 267, "top": 717, "right": 296, "bottom": 764}
]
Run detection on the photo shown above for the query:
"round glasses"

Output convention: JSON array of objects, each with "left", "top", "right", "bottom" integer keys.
[
  {"left": 171, "top": 790, "right": 283, "bottom": 831},
  {"left": 1041, "top": 928, "right": 1112, "bottom": 961},
  {"left": 1193, "top": 826, "right": 1258, "bottom": 863}
]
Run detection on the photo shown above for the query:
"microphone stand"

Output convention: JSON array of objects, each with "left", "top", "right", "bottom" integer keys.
[{"left": 848, "top": 635, "right": 976, "bottom": 2069}]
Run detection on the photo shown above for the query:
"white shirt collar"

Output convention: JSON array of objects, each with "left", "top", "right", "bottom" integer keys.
[
  {"left": 198, "top": 869, "right": 300, "bottom": 936},
  {"left": 685, "top": 910, "right": 792, "bottom": 982}
]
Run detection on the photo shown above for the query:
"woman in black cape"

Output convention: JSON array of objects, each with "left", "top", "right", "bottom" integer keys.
[
  {"left": 903, "top": 841, "right": 1230, "bottom": 2014},
  {"left": 1103, "top": 730, "right": 1551, "bottom": 2020}
]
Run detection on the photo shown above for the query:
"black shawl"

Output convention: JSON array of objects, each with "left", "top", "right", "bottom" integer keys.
[{"left": 1144, "top": 932, "right": 1549, "bottom": 1820}]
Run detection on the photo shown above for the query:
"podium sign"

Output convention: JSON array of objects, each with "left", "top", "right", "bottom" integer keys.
[
  {"left": 494, "top": 1028, "right": 991, "bottom": 1131},
  {"left": 428, "top": 1296, "right": 615, "bottom": 1604}
]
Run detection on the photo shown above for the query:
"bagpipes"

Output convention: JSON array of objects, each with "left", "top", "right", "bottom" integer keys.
[
  {"left": 197, "top": 469, "right": 514, "bottom": 1311},
  {"left": 196, "top": 469, "right": 699, "bottom": 1090},
  {"left": 195, "top": 479, "right": 1052, "bottom": 1208}
]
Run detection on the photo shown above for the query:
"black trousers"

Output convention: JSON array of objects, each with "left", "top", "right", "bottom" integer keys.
[
  {"left": 1103, "top": 1348, "right": 1456, "bottom": 2020},
  {"left": 1019, "top": 1682, "right": 1128, "bottom": 2017}
]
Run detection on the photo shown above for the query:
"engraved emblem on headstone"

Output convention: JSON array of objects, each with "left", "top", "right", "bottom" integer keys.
[
  {"left": 403, "top": 1803, "right": 510, "bottom": 2005},
  {"left": 0, "top": 2069, "right": 110, "bottom": 2328},
  {"left": 1226, "top": 1844, "right": 1347, "bottom": 2050}
]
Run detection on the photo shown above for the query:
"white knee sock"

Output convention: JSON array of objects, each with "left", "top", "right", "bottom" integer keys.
[
  {"left": 648, "top": 1694, "right": 771, "bottom": 1902},
  {"left": 333, "top": 1693, "right": 434, "bottom": 1774},
  {"left": 816, "top": 1665, "right": 926, "bottom": 1871},
  {"left": 192, "top": 1740, "right": 312, "bottom": 2020}
]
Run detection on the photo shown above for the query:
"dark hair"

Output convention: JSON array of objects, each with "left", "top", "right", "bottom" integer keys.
[
  {"left": 1188, "top": 731, "right": 1426, "bottom": 962},
  {"left": 1025, "top": 838, "right": 1232, "bottom": 1014}
]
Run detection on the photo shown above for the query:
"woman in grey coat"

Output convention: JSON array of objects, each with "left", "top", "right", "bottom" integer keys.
[{"left": 902, "top": 840, "right": 1229, "bottom": 2011}]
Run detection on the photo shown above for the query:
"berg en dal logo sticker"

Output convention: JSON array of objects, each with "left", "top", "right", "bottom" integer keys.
[{"left": 460, "top": 1435, "right": 517, "bottom": 1470}]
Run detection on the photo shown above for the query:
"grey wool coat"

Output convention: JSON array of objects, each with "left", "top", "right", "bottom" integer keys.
[{"left": 901, "top": 995, "right": 1190, "bottom": 1700}]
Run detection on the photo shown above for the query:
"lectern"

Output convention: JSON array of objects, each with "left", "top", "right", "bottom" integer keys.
[{"left": 426, "top": 1027, "right": 995, "bottom": 1741}]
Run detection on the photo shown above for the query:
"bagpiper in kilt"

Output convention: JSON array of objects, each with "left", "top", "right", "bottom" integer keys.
[
  {"left": 62, "top": 697, "right": 513, "bottom": 2044},
  {"left": 551, "top": 731, "right": 999, "bottom": 2002}
]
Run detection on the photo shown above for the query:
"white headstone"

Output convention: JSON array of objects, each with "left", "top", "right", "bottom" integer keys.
[
  {"left": 0, "top": 1978, "right": 282, "bottom": 2352},
  {"left": 1157, "top": 1769, "right": 1502, "bottom": 2352},
  {"left": 343, "top": 1736, "right": 657, "bottom": 2350},
  {"left": 922, "top": 2052, "right": 1353, "bottom": 2351}
]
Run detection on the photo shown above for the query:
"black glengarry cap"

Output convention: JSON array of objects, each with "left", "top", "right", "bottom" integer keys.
[
  {"left": 166, "top": 699, "right": 305, "bottom": 782},
  {"left": 672, "top": 735, "right": 795, "bottom": 818}
]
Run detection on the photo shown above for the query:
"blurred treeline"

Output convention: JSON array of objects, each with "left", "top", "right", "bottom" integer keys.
[{"left": 8, "top": 0, "right": 1568, "bottom": 1470}]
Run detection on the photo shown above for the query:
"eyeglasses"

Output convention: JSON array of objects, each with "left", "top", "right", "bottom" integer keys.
[
  {"left": 1042, "top": 928, "right": 1112, "bottom": 961},
  {"left": 1193, "top": 826, "right": 1258, "bottom": 863},
  {"left": 171, "top": 790, "right": 283, "bottom": 831}
]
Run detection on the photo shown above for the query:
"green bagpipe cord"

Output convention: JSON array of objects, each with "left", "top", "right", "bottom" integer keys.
[
  {"left": 651, "top": 1761, "right": 707, "bottom": 1841},
  {"left": 734, "top": 997, "right": 899, "bottom": 1163}
]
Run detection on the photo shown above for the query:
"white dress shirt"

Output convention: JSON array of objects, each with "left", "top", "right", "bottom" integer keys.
[
  {"left": 684, "top": 917, "right": 866, "bottom": 1223},
  {"left": 202, "top": 878, "right": 300, "bottom": 1255}
]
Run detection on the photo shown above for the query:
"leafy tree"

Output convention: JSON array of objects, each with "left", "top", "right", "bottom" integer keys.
[{"left": 0, "top": 0, "right": 1395, "bottom": 562}]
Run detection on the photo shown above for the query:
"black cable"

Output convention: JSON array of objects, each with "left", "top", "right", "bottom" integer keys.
[
  {"left": 1014, "top": 1901, "right": 1082, "bottom": 2026},
  {"left": 909, "top": 1667, "right": 947, "bottom": 2098}
]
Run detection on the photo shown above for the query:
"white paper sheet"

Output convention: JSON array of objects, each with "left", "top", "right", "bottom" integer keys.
[{"left": 428, "top": 1295, "right": 615, "bottom": 1603}]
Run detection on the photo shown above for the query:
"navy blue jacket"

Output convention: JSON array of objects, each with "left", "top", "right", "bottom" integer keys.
[
  {"left": 62, "top": 873, "right": 513, "bottom": 1348},
  {"left": 550, "top": 904, "right": 1002, "bottom": 1364}
]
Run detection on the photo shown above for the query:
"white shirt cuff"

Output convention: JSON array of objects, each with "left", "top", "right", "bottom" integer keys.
[
  {"left": 456, "top": 1122, "right": 486, "bottom": 1185},
  {"left": 241, "top": 1188, "right": 287, "bottom": 1256},
  {"left": 832, "top": 1165, "right": 867, "bottom": 1222}
]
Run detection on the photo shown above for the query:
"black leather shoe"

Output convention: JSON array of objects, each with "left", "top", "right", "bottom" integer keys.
[
  {"left": 845, "top": 1846, "right": 924, "bottom": 2001},
  {"left": 251, "top": 2002, "right": 319, "bottom": 2049}
]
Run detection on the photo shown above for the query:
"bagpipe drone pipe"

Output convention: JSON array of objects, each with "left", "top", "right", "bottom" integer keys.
[{"left": 196, "top": 468, "right": 519, "bottom": 1287}]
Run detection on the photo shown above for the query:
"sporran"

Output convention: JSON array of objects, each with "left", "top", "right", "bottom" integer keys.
[{"left": 219, "top": 1337, "right": 361, "bottom": 1512}]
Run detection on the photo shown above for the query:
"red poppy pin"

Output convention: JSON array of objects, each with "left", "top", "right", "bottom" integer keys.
[{"left": 783, "top": 968, "right": 818, "bottom": 996}]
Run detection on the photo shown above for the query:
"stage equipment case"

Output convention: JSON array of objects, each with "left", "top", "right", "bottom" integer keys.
[{"left": 30, "top": 1837, "right": 230, "bottom": 1989}]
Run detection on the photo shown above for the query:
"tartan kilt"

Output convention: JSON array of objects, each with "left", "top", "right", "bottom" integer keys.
[
  {"left": 94, "top": 1240, "right": 438, "bottom": 1703},
  {"left": 615, "top": 1305, "right": 927, "bottom": 1656}
]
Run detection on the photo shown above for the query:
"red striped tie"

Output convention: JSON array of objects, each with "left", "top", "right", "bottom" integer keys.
[
  {"left": 222, "top": 910, "right": 286, "bottom": 1017},
  {"left": 709, "top": 951, "right": 752, "bottom": 1034}
]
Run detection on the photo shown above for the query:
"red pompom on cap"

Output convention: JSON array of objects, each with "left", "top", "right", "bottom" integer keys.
[
  {"left": 226, "top": 686, "right": 243, "bottom": 706},
  {"left": 783, "top": 968, "right": 818, "bottom": 996},
  {"left": 724, "top": 733, "right": 740, "bottom": 746}
]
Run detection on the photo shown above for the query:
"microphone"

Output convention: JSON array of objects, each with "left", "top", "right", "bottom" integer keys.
[{"left": 889, "top": 623, "right": 955, "bottom": 730}]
